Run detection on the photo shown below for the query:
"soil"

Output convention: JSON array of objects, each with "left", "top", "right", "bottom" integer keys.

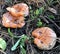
[{"left": 0, "top": 0, "right": 60, "bottom": 54}]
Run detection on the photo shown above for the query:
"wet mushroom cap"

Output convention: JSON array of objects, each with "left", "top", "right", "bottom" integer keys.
[
  {"left": 2, "top": 12, "right": 25, "bottom": 28},
  {"left": 6, "top": 3, "right": 29, "bottom": 17},
  {"left": 32, "top": 27, "right": 57, "bottom": 50}
]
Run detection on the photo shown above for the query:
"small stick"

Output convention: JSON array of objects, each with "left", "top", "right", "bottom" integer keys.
[
  {"left": 0, "top": 50, "right": 6, "bottom": 54},
  {"left": 40, "top": 15, "right": 49, "bottom": 24},
  {"left": 45, "top": 16, "right": 60, "bottom": 30}
]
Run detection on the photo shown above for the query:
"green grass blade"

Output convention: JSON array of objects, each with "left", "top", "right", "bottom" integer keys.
[{"left": 11, "top": 39, "right": 20, "bottom": 51}]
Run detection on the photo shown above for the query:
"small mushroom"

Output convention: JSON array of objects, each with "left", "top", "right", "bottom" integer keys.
[
  {"left": 32, "top": 27, "right": 57, "bottom": 50},
  {"left": 2, "top": 3, "right": 29, "bottom": 28},
  {"left": 2, "top": 12, "right": 25, "bottom": 28},
  {"left": 6, "top": 3, "right": 29, "bottom": 17}
]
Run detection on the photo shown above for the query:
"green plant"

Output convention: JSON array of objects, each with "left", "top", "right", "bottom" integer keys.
[
  {"left": 11, "top": 34, "right": 29, "bottom": 54},
  {"left": 8, "top": 28, "right": 20, "bottom": 38},
  {"left": 8, "top": 28, "right": 14, "bottom": 37},
  {"left": 36, "top": 19, "right": 43, "bottom": 27},
  {"left": 8, "top": 28, "right": 33, "bottom": 54},
  {"left": 48, "top": 15, "right": 55, "bottom": 19},
  {"left": 11, "top": 39, "right": 20, "bottom": 51},
  {"left": 30, "top": 7, "right": 44, "bottom": 19},
  {"left": 34, "top": 9, "right": 40, "bottom": 16},
  {"left": 39, "top": 7, "right": 44, "bottom": 15},
  {"left": 46, "top": 0, "right": 58, "bottom": 6},
  {"left": 47, "top": 0, "right": 53, "bottom": 5},
  {"left": 30, "top": 10, "right": 35, "bottom": 19},
  {"left": 0, "top": 38, "right": 7, "bottom": 51}
]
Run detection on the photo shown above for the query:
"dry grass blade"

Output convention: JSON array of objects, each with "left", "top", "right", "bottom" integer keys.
[{"left": 0, "top": 50, "right": 6, "bottom": 54}]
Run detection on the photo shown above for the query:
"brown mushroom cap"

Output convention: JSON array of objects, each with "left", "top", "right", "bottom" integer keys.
[
  {"left": 6, "top": 3, "right": 29, "bottom": 17},
  {"left": 32, "top": 27, "right": 57, "bottom": 50},
  {"left": 2, "top": 12, "right": 25, "bottom": 28}
]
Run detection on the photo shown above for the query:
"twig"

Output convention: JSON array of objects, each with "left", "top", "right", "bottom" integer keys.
[
  {"left": 45, "top": 16, "right": 60, "bottom": 30},
  {"left": 30, "top": 43, "right": 34, "bottom": 54},
  {"left": 26, "top": 22, "right": 30, "bottom": 36},
  {"left": 26, "top": 43, "right": 30, "bottom": 54},
  {"left": 28, "top": 27, "right": 33, "bottom": 36},
  {"left": 52, "top": 45, "right": 60, "bottom": 50},
  {"left": 0, "top": 50, "right": 6, "bottom": 54},
  {"left": 57, "top": 0, "right": 60, "bottom": 5},
  {"left": 40, "top": 15, "right": 49, "bottom": 24}
]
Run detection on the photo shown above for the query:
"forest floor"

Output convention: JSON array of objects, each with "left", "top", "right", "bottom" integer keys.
[{"left": 0, "top": 0, "right": 60, "bottom": 54}]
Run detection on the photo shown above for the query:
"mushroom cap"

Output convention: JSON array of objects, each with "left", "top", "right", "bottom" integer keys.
[
  {"left": 6, "top": 3, "right": 29, "bottom": 17},
  {"left": 32, "top": 27, "right": 57, "bottom": 50},
  {"left": 2, "top": 12, "right": 25, "bottom": 28}
]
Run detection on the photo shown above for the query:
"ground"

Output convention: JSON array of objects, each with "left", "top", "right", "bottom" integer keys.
[{"left": 0, "top": 0, "right": 60, "bottom": 54}]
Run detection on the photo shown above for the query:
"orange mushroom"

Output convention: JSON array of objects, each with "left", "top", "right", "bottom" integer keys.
[
  {"left": 6, "top": 3, "right": 29, "bottom": 17},
  {"left": 32, "top": 27, "right": 57, "bottom": 50},
  {"left": 2, "top": 3, "right": 29, "bottom": 28},
  {"left": 2, "top": 12, "right": 25, "bottom": 28}
]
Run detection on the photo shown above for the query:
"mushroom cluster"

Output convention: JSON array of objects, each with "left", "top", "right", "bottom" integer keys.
[
  {"left": 2, "top": 3, "right": 29, "bottom": 28},
  {"left": 32, "top": 27, "right": 57, "bottom": 50}
]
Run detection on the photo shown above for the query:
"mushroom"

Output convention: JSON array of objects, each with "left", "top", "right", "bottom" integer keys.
[
  {"left": 2, "top": 3, "right": 29, "bottom": 28},
  {"left": 32, "top": 27, "right": 57, "bottom": 50},
  {"left": 2, "top": 12, "right": 25, "bottom": 28},
  {"left": 6, "top": 3, "right": 29, "bottom": 17}
]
